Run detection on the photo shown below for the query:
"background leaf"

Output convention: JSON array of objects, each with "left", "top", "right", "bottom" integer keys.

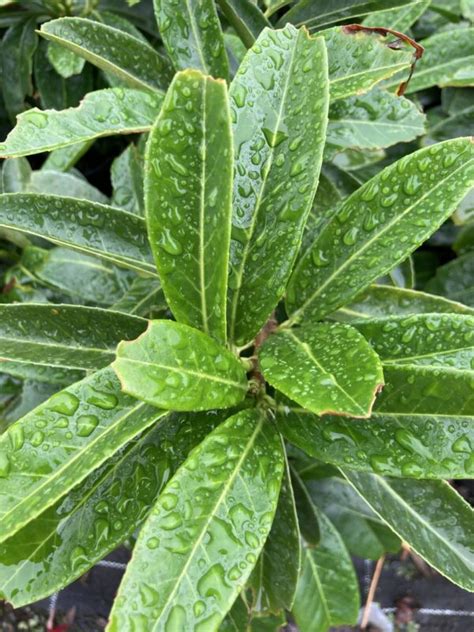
[
  {"left": 292, "top": 511, "right": 360, "bottom": 632},
  {"left": 0, "top": 88, "right": 162, "bottom": 158},
  {"left": 153, "top": 0, "right": 229, "bottom": 80},
  {"left": 0, "top": 193, "right": 156, "bottom": 274},
  {"left": 41, "top": 17, "right": 172, "bottom": 91},
  {"left": 342, "top": 471, "right": 474, "bottom": 591},
  {"left": 0, "top": 303, "right": 146, "bottom": 370}
]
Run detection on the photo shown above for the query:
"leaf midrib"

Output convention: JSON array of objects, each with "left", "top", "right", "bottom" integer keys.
[
  {"left": 285, "top": 330, "right": 367, "bottom": 415},
  {"left": 0, "top": 401, "right": 152, "bottom": 538},
  {"left": 342, "top": 472, "right": 474, "bottom": 578},
  {"left": 116, "top": 356, "right": 247, "bottom": 389},
  {"left": 151, "top": 416, "right": 264, "bottom": 630},
  {"left": 292, "top": 154, "right": 473, "bottom": 319},
  {"left": 229, "top": 30, "right": 300, "bottom": 339}
]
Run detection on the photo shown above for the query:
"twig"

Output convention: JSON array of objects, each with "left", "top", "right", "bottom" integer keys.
[{"left": 360, "top": 555, "right": 386, "bottom": 630}]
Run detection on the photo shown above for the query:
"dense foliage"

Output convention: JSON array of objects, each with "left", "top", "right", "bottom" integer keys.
[{"left": 0, "top": 0, "right": 473, "bottom": 630}]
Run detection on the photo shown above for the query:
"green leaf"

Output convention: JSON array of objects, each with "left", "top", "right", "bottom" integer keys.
[
  {"left": 333, "top": 284, "right": 474, "bottom": 322},
  {"left": 111, "top": 144, "right": 144, "bottom": 215},
  {"left": 0, "top": 367, "right": 167, "bottom": 544},
  {"left": 108, "top": 409, "right": 284, "bottom": 631},
  {"left": 355, "top": 313, "right": 474, "bottom": 371},
  {"left": 277, "top": 396, "right": 474, "bottom": 479},
  {"left": 425, "top": 102, "right": 474, "bottom": 144},
  {"left": 145, "top": 70, "right": 233, "bottom": 344},
  {"left": 22, "top": 246, "right": 137, "bottom": 307},
  {"left": 322, "top": 26, "right": 414, "bottom": 101},
  {"left": 426, "top": 252, "right": 474, "bottom": 306},
  {"left": 40, "top": 17, "right": 172, "bottom": 92},
  {"left": 0, "top": 361, "right": 83, "bottom": 386},
  {"left": 260, "top": 323, "right": 383, "bottom": 417},
  {"left": 112, "top": 276, "right": 166, "bottom": 318},
  {"left": 113, "top": 320, "right": 248, "bottom": 411},
  {"left": 228, "top": 25, "right": 329, "bottom": 346},
  {"left": 47, "top": 41, "right": 86, "bottom": 78},
  {"left": 27, "top": 170, "right": 108, "bottom": 203},
  {"left": 0, "top": 193, "right": 156, "bottom": 275},
  {"left": 216, "top": 0, "right": 271, "bottom": 48},
  {"left": 342, "top": 472, "right": 474, "bottom": 591},
  {"left": 306, "top": 476, "right": 401, "bottom": 560},
  {"left": 35, "top": 39, "right": 94, "bottom": 111},
  {"left": 385, "top": 28, "right": 474, "bottom": 93},
  {"left": 0, "top": 88, "right": 163, "bottom": 158},
  {"left": 1, "top": 380, "right": 60, "bottom": 427},
  {"left": 42, "top": 141, "right": 92, "bottom": 172},
  {"left": 1, "top": 18, "right": 38, "bottom": 119},
  {"left": 279, "top": 0, "right": 413, "bottom": 30},
  {"left": 0, "top": 410, "right": 223, "bottom": 607},
  {"left": 290, "top": 466, "right": 320, "bottom": 546},
  {"left": 292, "top": 512, "right": 360, "bottom": 632},
  {"left": 248, "top": 450, "right": 301, "bottom": 613},
  {"left": 0, "top": 303, "right": 147, "bottom": 371},
  {"left": 153, "top": 0, "right": 229, "bottom": 80},
  {"left": 287, "top": 138, "right": 474, "bottom": 324},
  {"left": 362, "top": 0, "right": 431, "bottom": 31},
  {"left": 326, "top": 88, "right": 425, "bottom": 158}
]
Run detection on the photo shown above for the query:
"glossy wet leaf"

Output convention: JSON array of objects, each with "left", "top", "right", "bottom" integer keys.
[
  {"left": 0, "top": 410, "right": 223, "bottom": 607},
  {"left": 153, "top": 0, "right": 229, "bottom": 80},
  {"left": 290, "top": 466, "right": 320, "bottom": 546},
  {"left": 216, "top": 0, "right": 270, "bottom": 48},
  {"left": 425, "top": 102, "right": 474, "bottom": 145},
  {"left": 342, "top": 472, "right": 474, "bottom": 591},
  {"left": 277, "top": 396, "right": 474, "bottom": 479},
  {"left": 0, "top": 88, "right": 163, "bottom": 158},
  {"left": 42, "top": 140, "right": 92, "bottom": 172},
  {"left": 47, "top": 41, "right": 85, "bottom": 78},
  {"left": 0, "top": 193, "right": 156, "bottom": 275},
  {"left": 322, "top": 26, "right": 414, "bottom": 102},
  {"left": 362, "top": 0, "right": 431, "bottom": 31},
  {"left": 306, "top": 477, "right": 400, "bottom": 560},
  {"left": 145, "top": 70, "right": 233, "bottom": 344},
  {"left": 248, "top": 450, "right": 301, "bottom": 613},
  {"left": 1, "top": 18, "right": 37, "bottom": 119},
  {"left": 108, "top": 409, "right": 284, "bottom": 632},
  {"left": 326, "top": 89, "right": 425, "bottom": 158},
  {"left": 333, "top": 284, "right": 474, "bottom": 322},
  {"left": 355, "top": 313, "right": 474, "bottom": 370},
  {"left": 0, "top": 361, "right": 83, "bottom": 387},
  {"left": 22, "top": 246, "right": 137, "bottom": 307},
  {"left": 260, "top": 323, "right": 383, "bottom": 417},
  {"left": 228, "top": 25, "right": 329, "bottom": 345},
  {"left": 112, "top": 277, "right": 165, "bottom": 318},
  {"left": 292, "top": 512, "right": 360, "bottom": 632},
  {"left": 27, "top": 170, "right": 108, "bottom": 204},
  {"left": 0, "top": 304, "right": 146, "bottom": 371},
  {"left": 113, "top": 320, "right": 248, "bottom": 411},
  {"left": 111, "top": 144, "right": 144, "bottom": 215},
  {"left": 41, "top": 18, "right": 172, "bottom": 92},
  {"left": 279, "top": 0, "right": 413, "bottom": 30},
  {"left": 0, "top": 367, "right": 167, "bottom": 544},
  {"left": 287, "top": 138, "right": 474, "bottom": 324},
  {"left": 385, "top": 28, "right": 474, "bottom": 93},
  {"left": 426, "top": 253, "right": 474, "bottom": 306}
]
